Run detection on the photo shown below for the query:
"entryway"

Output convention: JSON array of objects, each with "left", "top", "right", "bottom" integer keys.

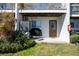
[{"left": 49, "top": 20, "right": 57, "bottom": 37}]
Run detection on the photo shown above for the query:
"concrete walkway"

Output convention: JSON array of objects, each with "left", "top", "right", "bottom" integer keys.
[{"left": 35, "top": 38, "right": 67, "bottom": 43}]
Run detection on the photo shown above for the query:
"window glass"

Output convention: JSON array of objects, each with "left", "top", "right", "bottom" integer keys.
[
  {"left": 74, "top": 22, "right": 79, "bottom": 28},
  {"left": 49, "top": 20, "right": 57, "bottom": 30},
  {"left": 72, "top": 6, "right": 79, "bottom": 12},
  {"left": 32, "top": 20, "right": 36, "bottom": 28},
  {"left": 0, "top": 3, "right": 6, "bottom": 9},
  {"left": 33, "top": 3, "right": 48, "bottom": 9},
  {"left": 31, "top": 20, "right": 41, "bottom": 28},
  {"left": 36, "top": 21, "right": 41, "bottom": 28}
]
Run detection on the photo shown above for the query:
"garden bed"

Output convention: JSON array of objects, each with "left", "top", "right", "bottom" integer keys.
[
  {"left": 0, "top": 43, "right": 79, "bottom": 56},
  {"left": 0, "top": 31, "right": 36, "bottom": 53}
]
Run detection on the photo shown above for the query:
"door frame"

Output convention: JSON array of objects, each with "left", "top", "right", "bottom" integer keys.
[{"left": 49, "top": 20, "right": 57, "bottom": 37}]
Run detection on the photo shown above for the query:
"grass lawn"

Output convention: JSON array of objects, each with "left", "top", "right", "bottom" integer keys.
[{"left": 0, "top": 43, "right": 79, "bottom": 56}]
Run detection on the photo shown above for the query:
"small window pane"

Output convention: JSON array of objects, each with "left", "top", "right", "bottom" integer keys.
[
  {"left": 0, "top": 3, "right": 6, "bottom": 9},
  {"left": 75, "top": 22, "right": 79, "bottom": 28},
  {"left": 32, "top": 20, "right": 36, "bottom": 28},
  {"left": 36, "top": 21, "right": 41, "bottom": 28}
]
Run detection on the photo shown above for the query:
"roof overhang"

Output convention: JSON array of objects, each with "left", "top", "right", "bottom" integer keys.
[{"left": 21, "top": 13, "right": 65, "bottom": 17}]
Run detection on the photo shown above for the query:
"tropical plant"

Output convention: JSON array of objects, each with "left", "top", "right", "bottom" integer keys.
[
  {"left": 0, "top": 31, "right": 36, "bottom": 53},
  {"left": 0, "top": 13, "right": 15, "bottom": 37},
  {"left": 0, "top": 13, "right": 15, "bottom": 30}
]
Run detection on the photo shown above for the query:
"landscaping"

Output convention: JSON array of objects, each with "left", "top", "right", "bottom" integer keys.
[
  {"left": 0, "top": 30, "right": 79, "bottom": 55},
  {"left": 0, "top": 13, "right": 79, "bottom": 56},
  {"left": 70, "top": 32, "right": 79, "bottom": 44},
  {"left": 0, "top": 43, "right": 79, "bottom": 56},
  {"left": 0, "top": 31, "right": 36, "bottom": 53},
  {"left": 0, "top": 13, "right": 36, "bottom": 53}
]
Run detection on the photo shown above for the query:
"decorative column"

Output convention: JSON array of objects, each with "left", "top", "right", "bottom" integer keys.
[{"left": 15, "top": 3, "right": 19, "bottom": 31}]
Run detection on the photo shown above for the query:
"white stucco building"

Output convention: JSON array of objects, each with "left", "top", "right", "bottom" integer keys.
[{"left": 0, "top": 3, "right": 70, "bottom": 43}]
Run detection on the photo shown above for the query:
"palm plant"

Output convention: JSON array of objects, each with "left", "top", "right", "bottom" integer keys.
[{"left": 0, "top": 13, "right": 15, "bottom": 36}]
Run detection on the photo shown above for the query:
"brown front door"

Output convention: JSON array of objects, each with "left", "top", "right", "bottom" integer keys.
[{"left": 49, "top": 20, "right": 57, "bottom": 37}]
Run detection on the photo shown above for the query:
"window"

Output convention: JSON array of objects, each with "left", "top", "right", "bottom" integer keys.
[
  {"left": 36, "top": 21, "right": 41, "bottom": 28},
  {"left": 33, "top": 3, "right": 48, "bottom": 10},
  {"left": 49, "top": 20, "right": 57, "bottom": 30},
  {"left": 31, "top": 20, "right": 41, "bottom": 28},
  {"left": 72, "top": 6, "right": 79, "bottom": 12},
  {"left": 32, "top": 20, "right": 36, "bottom": 28},
  {"left": 74, "top": 22, "right": 79, "bottom": 28},
  {"left": 71, "top": 20, "right": 79, "bottom": 28},
  {"left": 71, "top": 18, "right": 79, "bottom": 32},
  {"left": 0, "top": 3, "right": 6, "bottom": 9}
]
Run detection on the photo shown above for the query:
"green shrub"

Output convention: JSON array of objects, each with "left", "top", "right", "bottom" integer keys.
[
  {"left": 23, "top": 40, "right": 36, "bottom": 49},
  {"left": 0, "top": 42, "right": 23, "bottom": 53},
  {"left": 15, "top": 34, "right": 27, "bottom": 45},
  {"left": 0, "top": 42, "right": 10, "bottom": 53},
  {"left": 7, "top": 31, "right": 25, "bottom": 43},
  {"left": 0, "top": 31, "right": 36, "bottom": 53},
  {"left": 70, "top": 34, "right": 79, "bottom": 43},
  {"left": 26, "top": 40, "right": 36, "bottom": 47},
  {"left": 9, "top": 43, "right": 23, "bottom": 53},
  {"left": 0, "top": 38, "right": 7, "bottom": 43},
  {"left": 70, "top": 31, "right": 76, "bottom": 35}
]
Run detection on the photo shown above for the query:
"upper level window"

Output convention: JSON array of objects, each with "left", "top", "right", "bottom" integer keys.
[
  {"left": 71, "top": 6, "right": 79, "bottom": 12},
  {"left": 0, "top": 3, "right": 6, "bottom": 9},
  {"left": 71, "top": 3, "right": 79, "bottom": 12},
  {"left": 33, "top": 3, "right": 48, "bottom": 10},
  {"left": 19, "top": 3, "right": 66, "bottom": 10}
]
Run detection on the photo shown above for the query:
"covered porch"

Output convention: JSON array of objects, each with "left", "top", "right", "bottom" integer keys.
[{"left": 15, "top": 13, "right": 69, "bottom": 43}]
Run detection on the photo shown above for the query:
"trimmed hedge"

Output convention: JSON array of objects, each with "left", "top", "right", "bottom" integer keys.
[
  {"left": 70, "top": 34, "right": 79, "bottom": 43},
  {"left": 0, "top": 31, "right": 36, "bottom": 53}
]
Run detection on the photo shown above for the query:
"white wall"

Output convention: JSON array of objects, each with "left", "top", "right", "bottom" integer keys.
[
  {"left": 58, "top": 3, "right": 70, "bottom": 43},
  {"left": 58, "top": 14, "right": 69, "bottom": 43}
]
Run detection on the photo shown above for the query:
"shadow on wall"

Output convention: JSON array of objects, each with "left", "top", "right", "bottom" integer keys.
[{"left": 58, "top": 14, "right": 66, "bottom": 38}]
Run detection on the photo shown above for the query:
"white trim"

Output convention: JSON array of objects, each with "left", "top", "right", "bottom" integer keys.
[
  {"left": 70, "top": 14, "right": 79, "bottom": 17},
  {"left": 0, "top": 10, "right": 15, "bottom": 13},
  {"left": 19, "top": 10, "right": 67, "bottom": 13}
]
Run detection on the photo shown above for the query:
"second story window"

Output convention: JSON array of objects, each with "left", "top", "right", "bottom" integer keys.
[
  {"left": 72, "top": 6, "right": 79, "bottom": 12},
  {"left": 33, "top": 3, "right": 48, "bottom": 10},
  {"left": 0, "top": 3, "right": 6, "bottom": 9},
  {"left": 70, "top": 3, "right": 79, "bottom": 14}
]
